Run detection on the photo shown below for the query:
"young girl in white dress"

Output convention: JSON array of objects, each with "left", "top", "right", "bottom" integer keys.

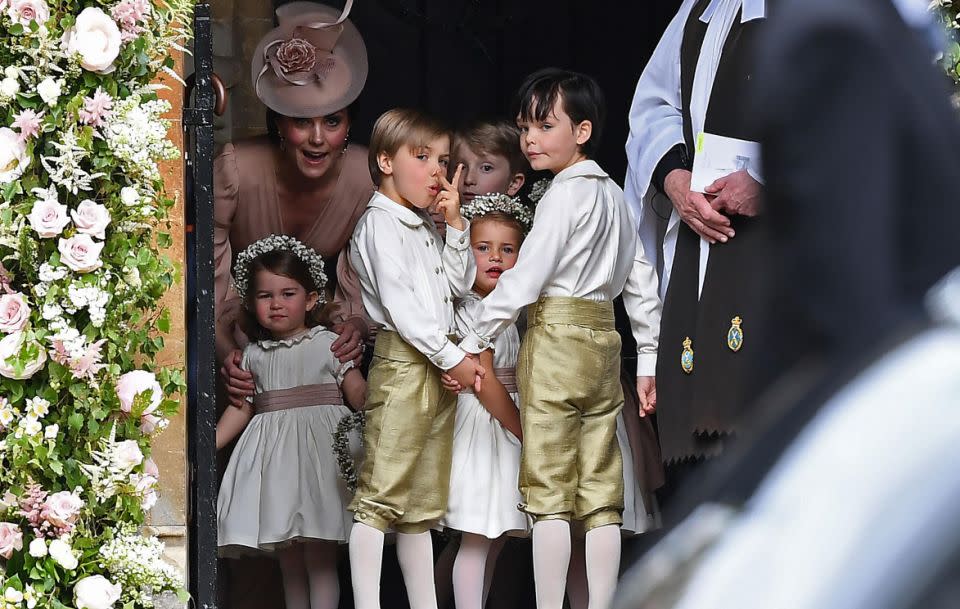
[
  {"left": 215, "top": 235, "right": 366, "bottom": 609},
  {"left": 440, "top": 194, "right": 534, "bottom": 609}
]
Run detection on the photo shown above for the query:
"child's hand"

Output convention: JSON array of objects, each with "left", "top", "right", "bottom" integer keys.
[
  {"left": 447, "top": 353, "right": 485, "bottom": 393},
  {"left": 441, "top": 371, "right": 463, "bottom": 393},
  {"left": 435, "top": 163, "right": 465, "bottom": 231},
  {"left": 637, "top": 375, "right": 657, "bottom": 417}
]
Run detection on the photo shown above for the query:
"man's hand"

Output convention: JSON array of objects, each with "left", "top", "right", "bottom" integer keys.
[
  {"left": 664, "top": 168, "right": 735, "bottom": 243},
  {"left": 705, "top": 170, "right": 763, "bottom": 217},
  {"left": 636, "top": 376, "right": 657, "bottom": 418},
  {"left": 331, "top": 317, "right": 367, "bottom": 365},
  {"left": 220, "top": 349, "right": 255, "bottom": 408},
  {"left": 446, "top": 354, "right": 485, "bottom": 393}
]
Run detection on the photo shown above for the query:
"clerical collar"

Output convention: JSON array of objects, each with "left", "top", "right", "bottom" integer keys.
[{"left": 700, "top": 0, "right": 765, "bottom": 24}]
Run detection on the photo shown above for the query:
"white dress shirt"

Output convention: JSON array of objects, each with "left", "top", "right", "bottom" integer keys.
[
  {"left": 350, "top": 191, "right": 476, "bottom": 370},
  {"left": 625, "top": 0, "right": 766, "bottom": 299},
  {"left": 459, "top": 161, "right": 662, "bottom": 375}
]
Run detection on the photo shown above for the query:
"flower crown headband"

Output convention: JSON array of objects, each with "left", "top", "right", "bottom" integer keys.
[
  {"left": 233, "top": 235, "right": 328, "bottom": 304},
  {"left": 460, "top": 193, "right": 534, "bottom": 233}
]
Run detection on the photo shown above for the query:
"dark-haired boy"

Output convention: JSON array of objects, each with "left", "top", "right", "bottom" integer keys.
[{"left": 457, "top": 68, "right": 662, "bottom": 609}]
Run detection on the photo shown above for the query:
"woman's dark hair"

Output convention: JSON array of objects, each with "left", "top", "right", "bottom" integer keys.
[
  {"left": 241, "top": 249, "right": 334, "bottom": 341},
  {"left": 513, "top": 68, "right": 606, "bottom": 158}
]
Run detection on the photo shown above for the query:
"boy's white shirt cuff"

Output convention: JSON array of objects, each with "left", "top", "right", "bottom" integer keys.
[
  {"left": 432, "top": 341, "right": 467, "bottom": 371},
  {"left": 459, "top": 332, "right": 489, "bottom": 355},
  {"left": 636, "top": 353, "right": 658, "bottom": 377},
  {"left": 444, "top": 219, "right": 471, "bottom": 250}
]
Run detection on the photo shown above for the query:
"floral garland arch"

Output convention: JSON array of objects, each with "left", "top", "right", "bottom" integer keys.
[{"left": 0, "top": 0, "right": 191, "bottom": 606}]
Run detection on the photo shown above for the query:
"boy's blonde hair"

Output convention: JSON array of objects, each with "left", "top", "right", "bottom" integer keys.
[
  {"left": 453, "top": 119, "right": 527, "bottom": 174},
  {"left": 368, "top": 108, "right": 450, "bottom": 186}
]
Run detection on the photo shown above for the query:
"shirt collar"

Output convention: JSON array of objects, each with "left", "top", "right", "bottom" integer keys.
[
  {"left": 552, "top": 159, "right": 608, "bottom": 183},
  {"left": 701, "top": 0, "right": 766, "bottom": 24},
  {"left": 367, "top": 190, "right": 426, "bottom": 228}
]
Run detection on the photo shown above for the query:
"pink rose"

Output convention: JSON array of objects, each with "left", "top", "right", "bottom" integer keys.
[
  {"left": 42, "top": 490, "right": 83, "bottom": 529},
  {"left": 71, "top": 200, "right": 111, "bottom": 240},
  {"left": 8, "top": 0, "right": 49, "bottom": 25},
  {"left": 0, "top": 522, "right": 23, "bottom": 559},
  {"left": 57, "top": 234, "right": 104, "bottom": 273},
  {"left": 143, "top": 457, "right": 160, "bottom": 477},
  {"left": 0, "top": 293, "right": 29, "bottom": 333},
  {"left": 114, "top": 439, "right": 143, "bottom": 471},
  {"left": 28, "top": 197, "right": 70, "bottom": 238},
  {"left": 116, "top": 370, "right": 162, "bottom": 414},
  {"left": 275, "top": 37, "right": 317, "bottom": 73}
]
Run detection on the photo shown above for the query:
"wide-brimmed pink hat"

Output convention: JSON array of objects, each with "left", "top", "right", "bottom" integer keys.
[{"left": 251, "top": 0, "right": 368, "bottom": 118}]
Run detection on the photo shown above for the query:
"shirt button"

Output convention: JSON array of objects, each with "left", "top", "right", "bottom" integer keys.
[
  {"left": 435, "top": 267, "right": 440, "bottom": 274},
  {"left": 425, "top": 239, "right": 430, "bottom": 247},
  {"left": 459, "top": 237, "right": 465, "bottom": 244}
]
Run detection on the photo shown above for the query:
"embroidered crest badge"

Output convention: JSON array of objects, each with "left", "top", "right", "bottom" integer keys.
[
  {"left": 727, "top": 316, "right": 744, "bottom": 352},
  {"left": 681, "top": 337, "right": 694, "bottom": 374}
]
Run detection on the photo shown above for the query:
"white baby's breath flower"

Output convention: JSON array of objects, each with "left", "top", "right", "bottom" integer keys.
[{"left": 42, "top": 302, "right": 63, "bottom": 320}]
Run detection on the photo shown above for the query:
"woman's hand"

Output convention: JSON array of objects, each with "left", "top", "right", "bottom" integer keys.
[
  {"left": 435, "top": 164, "right": 465, "bottom": 231},
  {"left": 331, "top": 317, "right": 366, "bottom": 365},
  {"left": 220, "top": 349, "right": 255, "bottom": 408}
]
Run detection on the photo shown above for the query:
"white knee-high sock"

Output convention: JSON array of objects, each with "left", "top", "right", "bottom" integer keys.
[
  {"left": 349, "top": 522, "right": 385, "bottom": 609},
  {"left": 277, "top": 545, "right": 310, "bottom": 609},
  {"left": 584, "top": 524, "right": 621, "bottom": 609},
  {"left": 453, "top": 533, "right": 492, "bottom": 609},
  {"left": 532, "top": 520, "right": 571, "bottom": 609},
  {"left": 567, "top": 536, "right": 589, "bottom": 609},
  {"left": 303, "top": 541, "right": 340, "bottom": 609},
  {"left": 396, "top": 531, "right": 439, "bottom": 609},
  {"left": 481, "top": 535, "right": 507, "bottom": 606}
]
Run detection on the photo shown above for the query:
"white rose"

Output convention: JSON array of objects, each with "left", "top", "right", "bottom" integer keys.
[
  {"left": 116, "top": 370, "right": 162, "bottom": 415},
  {"left": 0, "top": 522, "right": 23, "bottom": 559},
  {"left": 0, "top": 293, "right": 30, "bottom": 333},
  {"left": 27, "top": 197, "right": 70, "bottom": 238},
  {"left": 36, "top": 77, "right": 62, "bottom": 106},
  {"left": 4, "top": 67, "right": 17, "bottom": 80},
  {"left": 0, "top": 77, "right": 19, "bottom": 98},
  {"left": 42, "top": 490, "right": 83, "bottom": 529},
  {"left": 70, "top": 200, "right": 111, "bottom": 239},
  {"left": 61, "top": 8, "right": 121, "bottom": 75},
  {"left": 119, "top": 187, "right": 139, "bottom": 206},
  {"left": 74, "top": 575, "right": 121, "bottom": 609},
  {"left": 44, "top": 423, "right": 58, "bottom": 439},
  {"left": 141, "top": 489, "right": 157, "bottom": 511},
  {"left": 0, "top": 127, "right": 29, "bottom": 184},
  {"left": 8, "top": 0, "right": 49, "bottom": 25},
  {"left": 48, "top": 538, "right": 78, "bottom": 570},
  {"left": 113, "top": 439, "right": 143, "bottom": 471},
  {"left": 57, "top": 234, "right": 104, "bottom": 273},
  {"left": 28, "top": 537, "right": 47, "bottom": 557},
  {"left": 0, "top": 331, "right": 47, "bottom": 380}
]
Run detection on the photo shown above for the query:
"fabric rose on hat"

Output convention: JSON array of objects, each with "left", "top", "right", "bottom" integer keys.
[
  {"left": 0, "top": 127, "right": 30, "bottom": 184},
  {"left": 28, "top": 197, "right": 70, "bottom": 238},
  {"left": 71, "top": 200, "right": 111, "bottom": 239},
  {"left": 0, "top": 293, "right": 30, "bottom": 334},
  {"left": 74, "top": 575, "right": 121, "bottom": 609},
  {"left": 58, "top": 234, "right": 104, "bottom": 273},
  {"left": 62, "top": 7, "right": 122, "bottom": 74},
  {"left": 0, "top": 522, "right": 23, "bottom": 559},
  {"left": 42, "top": 490, "right": 83, "bottom": 530},
  {"left": 275, "top": 37, "right": 317, "bottom": 74},
  {"left": 0, "top": 331, "right": 47, "bottom": 380},
  {"left": 8, "top": 0, "right": 49, "bottom": 26}
]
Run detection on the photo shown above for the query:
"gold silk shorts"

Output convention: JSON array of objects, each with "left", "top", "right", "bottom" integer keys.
[
  {"left": 348, "top": 331, "right": 457, "bottom": 533},
  {"left": 517, "top": 297, "right": 624, "bottom": 531}
]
